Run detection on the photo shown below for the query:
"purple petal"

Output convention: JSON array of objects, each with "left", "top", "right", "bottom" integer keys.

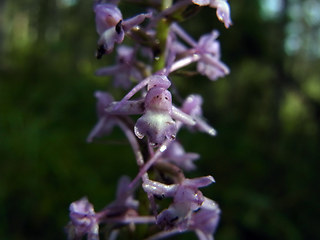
[
  {"left": 95, "top": 65, "right": 121, "bottom": 77},
  {"left": 122, "top": 12, "right": 152, "bottom": 32},
  {"left": 106, "top": 99, "right": 145, "bottom": 115},
  {"left": 197, "top": 54, "right": 230, "bottom": 80},
  {"left": 147, "top": 75, "right": 171, "bottom": 90},
  {"left": 98, "top": 25, "right": 125, "bottom": 54},
  {"left": 192, "top": 0, "right": 211, "bottom": 6},
  {"left": 198, "top": 31, "right": 220, "bottom": 55},
  {"left": 210, "top": 0, "right": 232, "bottom": 28},
  {"left": 87, "top": 117, "right": 114, "bottom": 142},
  {"left": 87, "top": 91, "right": 117, "bottom": 142},
  {"left": 174, "top": 185, "right": 204, "bottom": 212},
  {"left": 69, "top": 197, "right": 99, "bottom": 239},
  {"left": 95, "top": 91, "right": 113, "bottom": 118},
  {"left": 171, "top": 106, "right": 196, "bottom": 126},
  {"left": 181, "top": 94, "right": 203, "bottom": 116},
  {"left": 156, "top": 206, "right": 181, "bottom": 229},
  {"left": 96, "top": 45, "right": 142, "bottom": 89},
  {"left": 94, "top": 4, "right": 122, "bottom": 35},
  {"left": 190, "top": 198, "right": 221, "bottom": 236},
  {"left": 193, "top": 116, "right": 217, "bottom": 136},
  {"left": 182, "top": 175, "right": 215, "bottom": 188},
  {"left": 109, "top": 175, "right": 139, "bottom": 210},
  {"left": 162, "top": 141, "right": 199, "bottom": 171}
]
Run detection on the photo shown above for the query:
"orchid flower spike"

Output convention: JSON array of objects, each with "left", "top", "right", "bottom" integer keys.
[{"left": 196, "top": 30, "right": 230, "bottom": 80}]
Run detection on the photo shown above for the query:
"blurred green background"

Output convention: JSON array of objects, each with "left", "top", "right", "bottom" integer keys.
[{"left": 1, "top": 0, "right": 319, "bottom": 239}]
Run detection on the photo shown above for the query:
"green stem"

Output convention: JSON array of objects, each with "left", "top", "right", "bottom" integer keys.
[{"left": 153, "top": 0, "right": 173, "bottom": 72}]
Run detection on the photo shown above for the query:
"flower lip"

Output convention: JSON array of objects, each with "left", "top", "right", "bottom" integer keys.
[{"left": 134, "top": 110, "right": 177, "bottom": 146}]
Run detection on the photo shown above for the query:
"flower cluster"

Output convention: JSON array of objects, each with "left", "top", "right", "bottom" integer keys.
[{"left": 67, "top": 0, "right": 232, "bottom": 239}]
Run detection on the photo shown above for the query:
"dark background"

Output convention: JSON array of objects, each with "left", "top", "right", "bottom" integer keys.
[{"left": 1, "top": 0, "right": 319, "bottom": 239}]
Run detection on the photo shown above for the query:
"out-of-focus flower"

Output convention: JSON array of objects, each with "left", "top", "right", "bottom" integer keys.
[
  {"left": 107, "top": 175, "right": 139, "bottom": 211},
  {"left": 181, "top": 94, "right": 217, "bottom": 136},
  {"left": 68, "top": 197, "right": 99, "bottom": 240},
  {"left": 87, "top": 91, "right": 117, "bottom": 142},
  {"left": 196, "top": 30, "right": 230, "bottom": 81},
  {"left": 95, "top": 45, "right": 143, "bottom": 89},
  {"left": 168, "top": 24, "right": 229, "bottom": 81},
  {"left": 162, "top": 141, "right": 199, "bottom": 171}
]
